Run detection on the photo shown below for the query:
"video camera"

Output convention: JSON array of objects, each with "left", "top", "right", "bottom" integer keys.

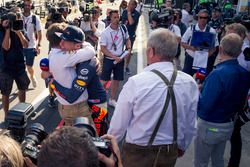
[
  {"left": 21, "top": 123, "right": 48, "bottom": 164},
  {"left": 1, "top": 12, "right": 23, "bottom": 31},
  {"left": 47, "top": 6, "right": 67, "bottom": 24},
  {"left": 80, "top": 8, "right": 101, "bottom": 22},
  {"left": 149, "top": 7, "right": 174, "bottom": 29},
  {"left": 73, "top": 117, "right": 113, "bottom": 167},
  {"left": 0, "top": 0, "right": 23, "bottom": 31},
  {"left": 5, "top": 102, "right": 47, "bottom": 165}
]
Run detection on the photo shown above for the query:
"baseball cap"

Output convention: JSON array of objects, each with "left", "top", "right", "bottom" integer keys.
[{"left": 56, "top": 25, "right": 85, "bottom": 43}]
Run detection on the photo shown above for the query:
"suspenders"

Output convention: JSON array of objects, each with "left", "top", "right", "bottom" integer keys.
[{"left": 148, "top": 68, "right": 178, "bottom": 146}]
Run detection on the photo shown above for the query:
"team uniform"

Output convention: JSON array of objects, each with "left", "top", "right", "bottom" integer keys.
[
  {"left": 49, "top": 45, "right": 95, "bottom": 126},
  {"left": 51, "top": 59, "right": 108, "bottom": 136}
]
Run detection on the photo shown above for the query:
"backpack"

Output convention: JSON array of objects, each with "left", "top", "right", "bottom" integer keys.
[
  {"left": 31, "top": 15, "right": 38, "bottom": 40},
  {"left": 120, "top": 24, "right": 127, "bottom": 50}
]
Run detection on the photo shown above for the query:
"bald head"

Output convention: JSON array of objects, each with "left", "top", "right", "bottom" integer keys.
[{"left": 220, "top": 33, "right": 243, "bottom": 58}]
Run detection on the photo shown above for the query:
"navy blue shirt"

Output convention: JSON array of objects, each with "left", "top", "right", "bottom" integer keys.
[
  {"left": 52, "top": 60, "right": 107, "bottom": 104},
  {"left": 121, "top": 9, "right": 140, "bottom": 39},
  {"left": 1, "top": 30, "right": 25, "bottom": 76},
  {"left": 198, "top": 59, "right": 250, "bottom": 123}
]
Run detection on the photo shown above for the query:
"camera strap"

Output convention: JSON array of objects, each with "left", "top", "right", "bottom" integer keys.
[{"left": 148, "top": 68, "right": 178, "bottom": 146}]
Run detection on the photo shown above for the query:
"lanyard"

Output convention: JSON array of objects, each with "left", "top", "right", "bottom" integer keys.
[
  {"left": 23, "top": 16, "right": 30, "bottom": 31},
  {"left": 110, "top": 28, "right": 119, "bottom": 51}
]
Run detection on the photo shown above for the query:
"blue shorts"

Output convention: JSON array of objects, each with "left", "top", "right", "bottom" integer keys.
[
  {"left": 23, "top": 48, "right": 37, "bottom": 66},
  {"left": 100, "top": 56, "right": 124, "bottom": 81},
  {"left": 0, "top": 71, "right": 30, "bottom": 96}
]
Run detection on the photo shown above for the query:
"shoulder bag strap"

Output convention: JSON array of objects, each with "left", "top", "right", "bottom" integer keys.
[{"left": 148, "top": 68, "right": 178, "bottom": 146}]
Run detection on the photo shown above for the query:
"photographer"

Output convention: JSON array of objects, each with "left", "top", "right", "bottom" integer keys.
[
  {"left": 38, "top": 126, "right": 122, "bottom": 167},
  {"left": 45, "top": 1, "right": 71, "bottom": 29},
  {"left": 150, "top": 8, "right": 181, "bottom": 69},
  {"left": 0, "top": 8, "right": 29, "bottom": 117},
  {"left": 80, "top": 6, "right": 105, "bottom": 49}
]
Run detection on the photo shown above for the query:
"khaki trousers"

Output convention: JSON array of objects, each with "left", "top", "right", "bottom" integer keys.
[
  {"left": 122, "top": 142, "right": 178, "bottom": 167},
  {"left": 58, "top": 101, "right": 94, "bottom": 127}
]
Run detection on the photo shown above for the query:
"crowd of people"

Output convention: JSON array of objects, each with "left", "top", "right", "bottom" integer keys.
[{"left": 0, "top": 0, "right": 250, "bottom": 167}]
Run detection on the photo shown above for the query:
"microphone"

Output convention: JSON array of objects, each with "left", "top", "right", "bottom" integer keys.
[
  {"left": 39, "top": 58, "right": 51, "bottom": 87},
  {"left": 40, "top": 58, "right": 49, "bottom": 71},
  {"left": 195, "top": 68, "right": 206, "bottom": 84}
]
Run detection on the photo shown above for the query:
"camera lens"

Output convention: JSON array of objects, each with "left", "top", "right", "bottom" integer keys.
[{"left": 73, "top": 117, "right": 96, "bottom": 137}]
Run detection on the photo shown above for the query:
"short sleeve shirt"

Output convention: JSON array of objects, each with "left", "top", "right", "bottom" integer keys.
[
  {"left": 100, "top": 25, "right": 129, "bottom": 57},
  {"left": 181, "top": 24, "right": 219, "bottom": 57},
  {"left": 23, "top": 13, "right": 42, "bottom": 48}
]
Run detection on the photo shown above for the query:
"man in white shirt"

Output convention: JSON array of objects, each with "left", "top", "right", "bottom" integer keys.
[
  {"left": 181, "top": 2, "right": 191, "bottom": 27},
  {"left": 44, "top": 24, "right": 96, "bottom": 126},
  {"left": 181, "top": 9, "right": 219, "bottom": 76},
  {"left": 22, "top": 0, "right": 42, "bottom": 88},
  {"left": 108, "top": 28, "right": 199, "bottom": 167},
  {"left": 100, "top": 10, "right": 131, "bottom": 107}
]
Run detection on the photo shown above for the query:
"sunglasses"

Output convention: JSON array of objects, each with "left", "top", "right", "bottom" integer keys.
[{"left": 199, "top": 16, "right": 208, "bottom": 19}]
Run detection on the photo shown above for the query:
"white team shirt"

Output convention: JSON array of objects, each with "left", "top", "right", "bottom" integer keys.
[
  {"left": 49, "top": 44, "right": 95, "bottom": 105},
  {"left": 181, "top": 9, "right": 190, "bottom": 27},
  {"left": 22, "top": 13, "right": 42, "bottom": 48},
  {"left": 169, "top": 24, "right": 181, "bottom": 38},
  {"left": 100, "top": 25, "right": 129, "bottom": 59},
  {"left": 108, "top": 62, "right": 199, "bottom": 150},
  {"left": 181, "top": 24, "right": 219, "bottom": 57}
]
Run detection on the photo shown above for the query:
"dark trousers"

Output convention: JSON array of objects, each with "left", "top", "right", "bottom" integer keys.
[
  {"left": 182, "top": 52, "right": 217, "bottom": 77},
  {"left": 228, "top": 122, "right": 242, "bottom": 167},
  {"left": 122, "top": 142, "right": 178, "bottom": 167},
  {"left": 182, "top": 52, "right": 196, "bottom": 76}
]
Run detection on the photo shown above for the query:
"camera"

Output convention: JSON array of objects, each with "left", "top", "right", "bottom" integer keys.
[
  {"left": 149, "top": 7, "right": 174, "bottom": 29},
  {"left": 47, "top": 7, "right": 64, "bottom": 23},
  {"left": 5, "top": 103, "right": 47, "bottom": 165},
  {"left": 73, "top": 117, "right": 112, "bottom": 167},
  {"left": 21, "top": 123, "right": 47, "bottom": 164},
  {"left": 1, "top": 12, "right": 23, "bottom": 31},
  {"left": 82, "top": 12, "right": 91, "bottom": 22}
]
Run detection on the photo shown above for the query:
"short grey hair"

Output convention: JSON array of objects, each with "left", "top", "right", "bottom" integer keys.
[
  {"left": 226, "top": 23, "right": 247, "bottom": 39},
  {"left": 147, "top": 28, "right": 178, "bottom": 59},
  {"left": 220, "top": 33, "right": 243, "bottom": 58}
]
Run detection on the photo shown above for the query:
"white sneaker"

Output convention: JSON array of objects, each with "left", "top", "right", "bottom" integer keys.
[
  {"left": 108, "top": 99, "right": 117, "bottom": 107},
  {"left": 31, "top": 76, "right": 37, "bottom": 88}
]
